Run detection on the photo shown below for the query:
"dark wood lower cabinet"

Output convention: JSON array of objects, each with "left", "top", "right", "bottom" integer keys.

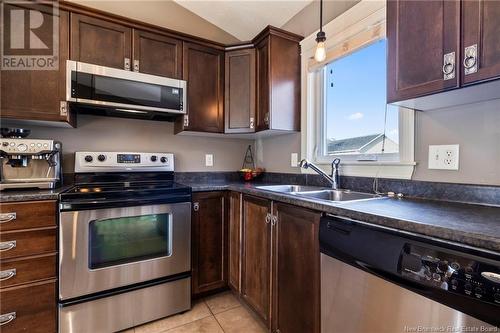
[
  {"left": 228, "top": 192, "right": 241, "bottom": 292},
  {"left": 241, "top": 195, "right": 272, "bottom": 327},
  {"left": 273, "top": 203, "right": 321, "bottom": 333},
  {"left": 191, "top": 192, "right": 227, "bottom": 297},
  {"left": 0, "top": 280, "right": 57, "bottom": 333}
]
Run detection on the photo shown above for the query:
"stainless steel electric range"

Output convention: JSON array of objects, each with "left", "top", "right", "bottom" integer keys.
[{"left": 58, "top": 152, "right": 191, "bottom": 333}]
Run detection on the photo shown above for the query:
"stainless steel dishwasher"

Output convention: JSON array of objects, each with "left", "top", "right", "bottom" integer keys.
[{"left": 320, "top": 215, "right": 500, "bottom": 333}]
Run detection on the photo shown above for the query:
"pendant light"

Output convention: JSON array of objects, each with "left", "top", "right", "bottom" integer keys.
[{"left": 314, "top": 0, "right": 327, "bottom": 62}]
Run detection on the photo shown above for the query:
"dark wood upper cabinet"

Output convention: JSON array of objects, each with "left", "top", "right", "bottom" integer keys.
[
  {"left": 132, "top": 30, "right": 182, "bottom": 79},
  {"left": 191, "top": 192, "right": 227, "bottom": 297},
  {"left": 225, "top": 48, "right": 256, "bottom": 133},
  {"left": 71, "top": 13, "right": 132, "bottom": 70},
  {"left": 462, "top": 0, "right": 500, "bottom": 85},
  {"left": 254, "top": 27, "right": 302, "bottom": 132},
  {"left": 175, "top": 42, "right": 224, "bottom": 133},
  {"left": 387, "top": 0, "right": 460, "bottom": 103},
  {"left": 228, "top": 191, "right": 241, "bottom": 292},
  {"left": 1, "top": 5, "right": 74, "bottom": 125},
  {"left": 241, "top": 195, "right": 272, "bottom": 327},
  {"left": 272, "top": 203, "right": 321, "bottom": 333}
]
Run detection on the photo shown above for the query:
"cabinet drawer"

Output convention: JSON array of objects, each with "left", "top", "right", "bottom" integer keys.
[
  {"left": 0, "top": 228, "right": 56, "bottom": 260},
  {"left": 0, "top": 201, "right": 56, "bottom": 232},
  {"left": 0, "top": 280, "right": 56, "bottom": 333},
  {"left": 0, "top": 254, "right": 56, "bottom": 288}
]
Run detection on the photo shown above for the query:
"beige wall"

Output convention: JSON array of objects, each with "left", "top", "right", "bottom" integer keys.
[
  {"left": 69, "top": 0, "right": 239, "bottom": 44},
  {"left": 256, "top": 99, "right": 500, "bottom": 186},
  {"left": 28, "top": 115, "right": 252, "bottom": 173}
]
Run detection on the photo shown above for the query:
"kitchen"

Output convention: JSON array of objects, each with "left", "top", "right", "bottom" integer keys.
[{"left": 0, "top": 0, "right": 499, "bottom": 332}]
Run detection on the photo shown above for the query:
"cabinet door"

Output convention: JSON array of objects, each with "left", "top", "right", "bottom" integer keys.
[
  {"left": 179, "top": 42, "right": 224, "bottom": 133},
  {"left": 1, "top": 5, "right": 73, "bottom": 125},
  {"left": 255, "top": 38, "right": 270, "bottom": 131},
  {"left": 191, "top": 192, "right": 227, "bottom": 296},
  {"left": 228, "top": 192, "right": 241, "bottom": 292},
  {"left": 225, "top": 49, "right": 256, "bottom": 133},
  {"left": 132, "top": 30, "right": 182, "bottom": 79},
  {"left": 462, "top": 0, "right": 500, "bottom": 84},
  {"left": 387, "top": 0, "right": 460, "bottom": 102},
  {"left": 273, "top": 203, "right": 321, "bottom": 333},
  {"left": 241, "top": 195, "right": 272, "bottom": 327},
  {"left": 71, "top": 13, "right": 132, "bottom": 70}
]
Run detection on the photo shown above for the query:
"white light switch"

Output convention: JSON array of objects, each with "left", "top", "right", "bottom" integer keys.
[
  {"left": 428, "top": 145, "right": 459, "bottom": 170},
  {"left": 291, "top": 153, "right": 299, "bottom": 167},
  {"left": 205, "top": 154, "right": 214, "bottom": 167}
]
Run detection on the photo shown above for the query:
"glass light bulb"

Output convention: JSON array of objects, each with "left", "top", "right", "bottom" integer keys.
[{"left": 314, "top": 41, "right": 326, "bottom": 62}]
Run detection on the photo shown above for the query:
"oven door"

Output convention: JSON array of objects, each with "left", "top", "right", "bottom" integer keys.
[{"left": 59, "top": 202, "right": 190, "bottom": 300}]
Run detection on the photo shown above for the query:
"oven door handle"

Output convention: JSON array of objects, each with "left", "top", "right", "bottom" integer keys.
[{"left": 60, "top": 194, "right": 191, "bottom": 211}]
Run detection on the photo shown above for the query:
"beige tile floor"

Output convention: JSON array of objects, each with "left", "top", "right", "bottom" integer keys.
[{"left": 122, "top": 291, "right": 267, "bottom": 333}]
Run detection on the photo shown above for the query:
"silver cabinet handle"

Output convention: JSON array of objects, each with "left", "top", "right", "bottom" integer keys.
[
  {"left": 265, "top": 213, "right": 271, "bottom": 224},
  {"left": 133, "top": 59, "right": 140, "bottom": 72},
  {"left": 0, "top": 312, "right": 16, "bottom": 326},
  {"left": 464, "top": 44, "right": 478, "bottom": 75},
  {"left": 0, "top": 240, "right": 16, "bottom": 252},
  {"left": 124, "top": 57, "right": 131, "bottom": 71},
  {"left": 264, "top": 112, "right": 270, "bottom": 126},
  {"left": 442, "top": 52, "right": 455, "bottom": 80},
  {"left": 0, "top": 268, "right": 16, "bottom": 281},
  {"left": 271, "top": 215, "right": 277, "bottom": 226},
  {"left": 193, "top": 202, "right": 199, "bottom": 212},
  {"left": 249, "top": 117, "right": 255, "bottom": 129},
  {"left": 0, "top": 212, "right": 16, "bottom": 223}
]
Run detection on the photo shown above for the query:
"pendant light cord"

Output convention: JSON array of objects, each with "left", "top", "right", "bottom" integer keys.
[{"left": 319, "top": 0, "right": 323, "bottom": 32}]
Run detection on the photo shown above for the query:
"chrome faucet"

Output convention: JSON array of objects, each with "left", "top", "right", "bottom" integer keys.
[{"left": 299, "top": 158, "right": 341, "bottom": 190}]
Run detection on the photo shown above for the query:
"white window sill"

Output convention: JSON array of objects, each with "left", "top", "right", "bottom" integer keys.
[{"left": 302, "top": 161, "right": 416, "bottom": 179}]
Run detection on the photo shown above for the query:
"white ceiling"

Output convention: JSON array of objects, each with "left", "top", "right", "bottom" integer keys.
[{"left": 173, "top": 0, "right": 313, "bottom": 41}]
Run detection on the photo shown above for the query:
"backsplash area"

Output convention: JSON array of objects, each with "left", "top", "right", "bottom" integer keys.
[{"left": 26, "top": 114, "right": 253, "bottom": 173}]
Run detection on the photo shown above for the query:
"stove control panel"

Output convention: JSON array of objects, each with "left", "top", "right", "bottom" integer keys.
[
  {"left": 400, "top": 243, "right": 500, "bottom": 306},
  {"left": 75, "top": 152, "right": 174, "bottom": 172}
]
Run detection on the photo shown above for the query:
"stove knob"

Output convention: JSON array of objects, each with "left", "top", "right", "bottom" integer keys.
[
  {"left": 84, "top": 155, "right": 93, "bottom": 163},
  {"left": 2, "top": 142, "right": 8, "bottom": 147},
  {"left": 97, "top": 154, "right": 106, "bottom": 162},
  {"left": 151, "top": 155, "right": 157, "bottom": 162},
  {"left": 438, "top": 261, "right": 449, "bottom": 273},
  {"left": 160, "top": 156, "right": 168, "bottom": 163},
  {"left": 464, "top": 283, "right": 472, "bottom": 292},
  {"left": 494, "top": 293, "right": 500, "bottom": 303},
  {"left": 17, "top": 143, "right": 28, "bottom": 152}
]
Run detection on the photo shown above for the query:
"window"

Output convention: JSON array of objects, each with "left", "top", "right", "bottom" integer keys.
[
  {"left": 321, "top": 39, "right": 400, "bottom": 161},
  {"left": 301, "top": 0, "right": 415, "bottom": 179}
]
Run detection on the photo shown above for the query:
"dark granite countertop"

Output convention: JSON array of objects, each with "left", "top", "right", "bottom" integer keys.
[
  {"left": 185, "top": 182, "right": 500, "bottom": 253},
  {"left": 2, "top": 181, "right": 498, "bottom": 253},
  {"left": 0, "top": 186, "right": 70, "bottom": 203}
]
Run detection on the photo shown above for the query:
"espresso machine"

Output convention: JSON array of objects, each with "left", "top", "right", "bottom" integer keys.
[{"left": 0, "top": 128, "right": 62, "bottom": 190}]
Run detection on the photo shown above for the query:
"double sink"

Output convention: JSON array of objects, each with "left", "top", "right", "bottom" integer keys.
[{"left": 256, "top": 185, "right": 381, "bottom": 203}]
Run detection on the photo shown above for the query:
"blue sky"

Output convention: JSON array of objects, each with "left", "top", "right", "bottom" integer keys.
[{"left": 325, "top": 39, "right": 399, "bottom": 143}]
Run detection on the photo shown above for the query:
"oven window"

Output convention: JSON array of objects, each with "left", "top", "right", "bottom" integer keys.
[{"left": 89, "top": 213, "right": 171, "bottom": 269}]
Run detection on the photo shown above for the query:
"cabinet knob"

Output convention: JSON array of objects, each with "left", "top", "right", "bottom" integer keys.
[
  {"left": 133, "top": 59, "right": 140, "bottom": 72},
  {"left": 193, "top": 202, "right": 200, "bottom": 211},
  {"left": 265, "top": 213, "right": 271, "bottom": 224}
]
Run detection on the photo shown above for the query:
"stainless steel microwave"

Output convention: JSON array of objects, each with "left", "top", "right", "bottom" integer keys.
[{"left": 66, "top": 60, "right": 186, "bottom": 117}]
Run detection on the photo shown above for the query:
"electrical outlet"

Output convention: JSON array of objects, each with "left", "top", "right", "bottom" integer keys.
[
  {"left": 291, "top": 153, "right": 298, "bottom": 167},
  {"left": 428, "top": 145, "right": 459, "bottom": 170},
  {"left": 205, "top": 154, "right": 214, "bottom": 167}
]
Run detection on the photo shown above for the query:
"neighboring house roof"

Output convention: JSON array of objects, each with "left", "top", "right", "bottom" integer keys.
[{"left": 327, "top": 133, "right": 390, "bottom": 154}]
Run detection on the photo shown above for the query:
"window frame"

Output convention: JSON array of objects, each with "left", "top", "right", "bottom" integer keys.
[{"left": 300, "top": 0, "right": 416, "bottom": 179}]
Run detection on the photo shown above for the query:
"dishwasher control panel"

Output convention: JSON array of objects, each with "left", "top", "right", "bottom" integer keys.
[{"left": 400, "top": 243, "right": 500, "bottom": 306}]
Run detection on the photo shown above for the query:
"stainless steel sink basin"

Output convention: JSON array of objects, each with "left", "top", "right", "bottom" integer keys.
[
  {"left": 256, "top": 185, "right": 327, "bottom": 193},
  {"left": 255, "top": 185, "right": 381, "bottom": 202},
  {"left": 294, "top": 189, "right": 380, "bottom": 202}
]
